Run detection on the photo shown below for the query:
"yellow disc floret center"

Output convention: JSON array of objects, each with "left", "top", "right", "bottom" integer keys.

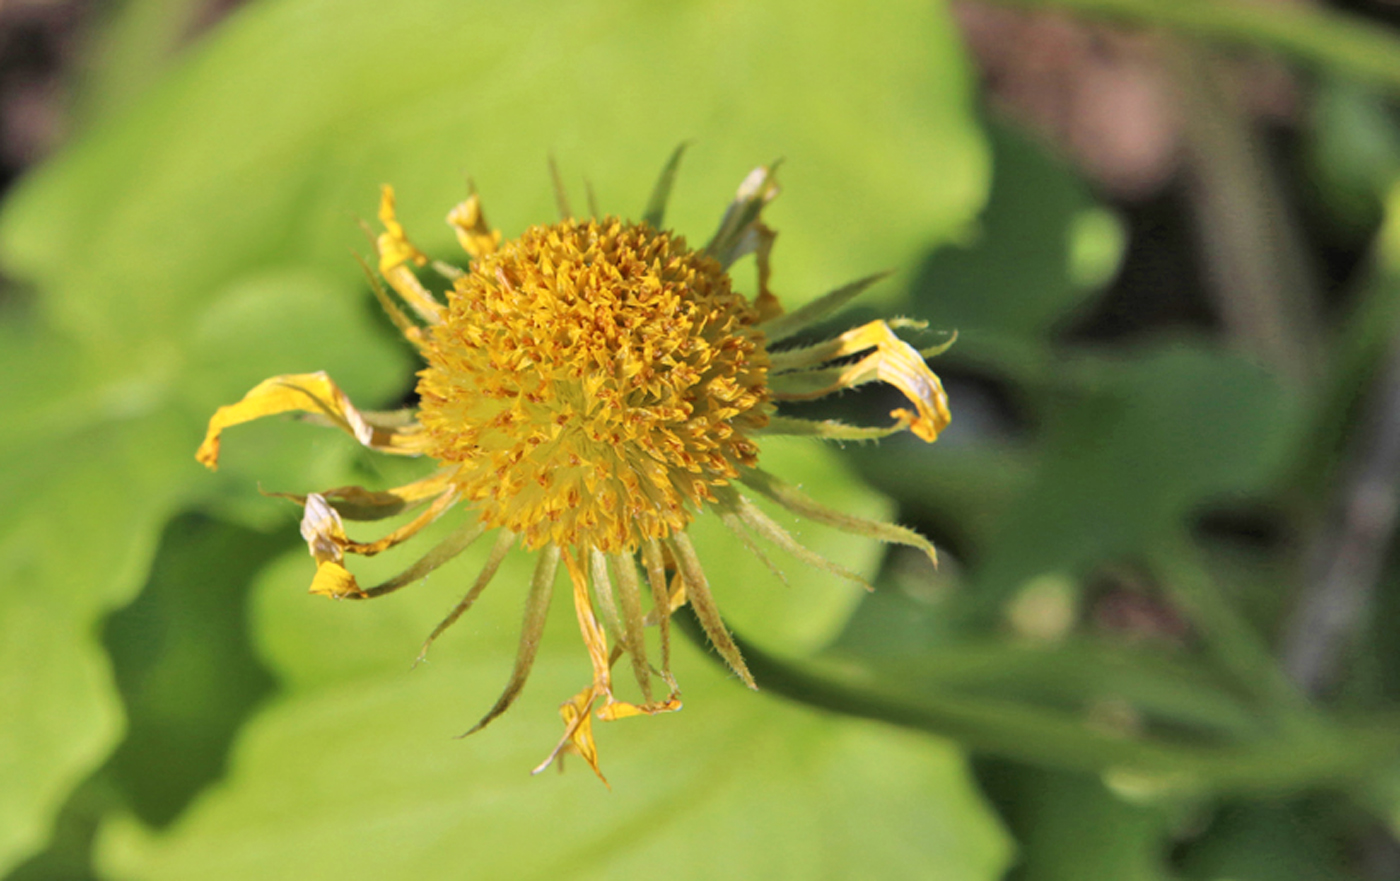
[{"left": 416, "top": 218, "right": 771, "bottom": 553}]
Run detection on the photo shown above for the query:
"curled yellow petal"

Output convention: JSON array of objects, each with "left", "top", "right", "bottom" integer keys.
[
  {"left": 770, "top": 319, "right": 952, "bottom": 443},
  {"left": 446, "top": 193, "right": 501, "bottom": 260},
  {"left": 376, "top": 185, "right": 444, "bottom": 325},
  {"left": 195, "top": 371, "right": 425, "bottom": 470},
  {"left": 300, "top": 494, "right": 366, "bottom": 598},
  {"left": 533, "top": 686, "right": 608, "bottom": 786},
  {"left": 296, "top": 486, "right": 464, "bottom": 599},
  {"left": 595, "top": 694, "right": 682, "bottom": 722},
  {"left": 309, "top": 561, "right": 363, "bottom": 599},
  {"left": 563, "top": 550, "right": 613, "bottom": 699},
  {"left": 377, "top": 184, "right": 428, "bottom": 273}
]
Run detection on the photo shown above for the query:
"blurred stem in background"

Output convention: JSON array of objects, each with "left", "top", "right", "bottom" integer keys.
[
  {"left": 1169, "top": 38, "right": 1322, "bottom": 392},
  {"left": 1285, "top": 217, "right": 1400, "bottom": 695}
]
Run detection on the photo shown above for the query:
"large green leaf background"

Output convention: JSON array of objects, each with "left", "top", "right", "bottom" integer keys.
[{"left": 0, "top": 0, "right": 1008, "bottom": 877}]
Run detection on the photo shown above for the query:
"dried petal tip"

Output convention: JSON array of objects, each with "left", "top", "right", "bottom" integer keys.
[
  {"left": 300, "top": 494, "right": 366, "bottom": 599},
  {"left": 770, "top": 320, "right": 952, "bottom": 443}
]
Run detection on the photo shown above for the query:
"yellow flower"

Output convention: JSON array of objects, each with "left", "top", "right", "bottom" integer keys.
[{"left": 197, "top": 150, "right": 952, "bottom": 783}]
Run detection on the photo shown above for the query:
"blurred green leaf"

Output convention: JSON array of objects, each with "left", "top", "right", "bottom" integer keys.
[
  {"left": 103, "top": 514, "right": 291, "bottom": 827},
  {"left": 1303, "top": 79, "right": 1400, "bottom": 237},
  {"left": 94, "top": 520, "right": 1012, "bottom": 880},
  {"left": 0, "top": 272, "right": 409, "bottom": 874},
  {"left": 978, "top": 763, "right": 1174, "bottom": 881},
  {"left": 1175, "top": 799, "right": 1351, "bottom": 881},
  {"left": 910, "top": 119, "right": 1118, "bottom": 341},
  {"left": 968, "top": 344, "right": 1301, "bottom": 608},
  {"left": 70, "top": 0, "right": 219, "bottom": 131},
  {"left": 0, "top": 394, "right": 184, "bottom": 875},
  {"left": 0, "top": 0, "right": 991, "bottom": 871},
  {"left": 0, "top": 0, "right": 986, "bottom": 352}
]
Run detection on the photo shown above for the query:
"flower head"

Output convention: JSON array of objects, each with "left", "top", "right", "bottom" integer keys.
[{"left": 197, "top": 149, "right": 952, "bottom": 782}]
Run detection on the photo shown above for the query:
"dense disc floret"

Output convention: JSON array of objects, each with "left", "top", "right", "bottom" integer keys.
[{"left": 416, "top": 218, "right": 772, "bottom": 553}]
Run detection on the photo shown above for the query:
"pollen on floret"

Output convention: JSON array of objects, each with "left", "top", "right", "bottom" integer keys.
[{"left": 415, "top": 217, "right": 772, "bottom": 554}]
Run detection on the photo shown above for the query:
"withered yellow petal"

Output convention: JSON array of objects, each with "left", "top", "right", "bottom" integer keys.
[
  {"left": 376, "top": 185, "right": 444, "bottom": 325},
  {"left": 376, "top": 184, "right": 428, "bottom": 273},
  {"left": 308, "top": 561, "right": 365, "bottom": 599},
  {"left": 533, "top": 686, "right": 608, "bottom": 786},
  {"left": 196, "top": 371, "right": 424, "bottom": 470},
  {"left": 770, "top": 320, "right": 951, "bottom": 443},
  {"left": 446, "top": 193, "right": 501, "bottom": 260}
]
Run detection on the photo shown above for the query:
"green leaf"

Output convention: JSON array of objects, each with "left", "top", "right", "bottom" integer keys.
[
  {"left": 0, "top": 277, "right": 409, "bottom": 873},
  {"left": 970, "top": 345, "right": 1301, "bottom": 602},
  {"left": 0, "top": 0, "right": 990, "bottom": 870},
  {"left": 979, "top": 763, "right": 1175, "bottom": 881},
  {"left": 94, "top": 539, "right": 1011, "bottom": 880},
  {"left": 1175, "top": 800, "right": 1350, "bottom": 881},
  {"left": 0, "top": 395, "right": 184, "bottom": 874},
  {"left": 910, "top": 119, "right": 1121, "bottom": 341},
  {"left": 102, "top": 514, "right": 292, "bottom": 827},
  {"left": 0, "top": 0, "right": 987, "bottom": 349}
]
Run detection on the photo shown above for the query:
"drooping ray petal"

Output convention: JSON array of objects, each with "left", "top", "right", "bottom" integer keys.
[
  {"left": 769, "top": 360, "right": 886, "bottom": 398},
  {"left": 769, "top": 319, "right": 951, "bottom": 442},
  {"left": 299, "top": 489, "right": 483, "bottom": 600},
  {"left": 750, "top": 219, "right": 781, "bottom": 322},
  {"left": 465, "top": 544, "right": 560, "bottom": 736},
  {"left": 299, "top": 493, "right": 365, "bottom": 599},
  {"left": 611, "top": 551, "right": 654, "bottom": 703},
  {"left": 298, "top": 405, "right": 423, "bottom": 437},
  {"left": 756, "top": 272, "right": 890, "bottom": 344},
  {"left": 668, "top": 532, "right": 755, "bottom": 689},
  {"left": 754, "top": 414, "right": 909, "bottom": 442},
  {"left": 446, "top": 192, "right": 500, "bottom": 260},
  {"left": 196, "top": 371, "right": 425, "bottom": 469},
  {"left": 641, "top": 141, "right": 689, "bottom": 229},
  {"left": 724, "top": 490, "right": 872, "bottom": 590},
  {"left": 376, "top": 185, "right": 445, "bottom": 325},
  {"left": 266, "top": 468, "right": 458, "bottom": 521},
  {"left": 416, "top": 529, "right": 516, "bottom": 661},
  {"left": 430, "top": 260, "right": 465, "bottom": 281},
  {"left": 340, "top": 488, "right": 460, "bottom": 556},
  {"left": 706, "top": 164, "right": 781, "bottom": 270},
  {"left": 740, "top": 466, "right": 938, "bottom": 566},
  {"left": 596, "top": 692, "right": 682, "bottom": 722},
  {"left": 360, "top": 520, "right": 487, "bottom": 601},
  {"left": 563, "top": 550, "right": 613, "bottom": 697},
  {"left": 533, "top": 686, "right": 608, "bottom": 785}
]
